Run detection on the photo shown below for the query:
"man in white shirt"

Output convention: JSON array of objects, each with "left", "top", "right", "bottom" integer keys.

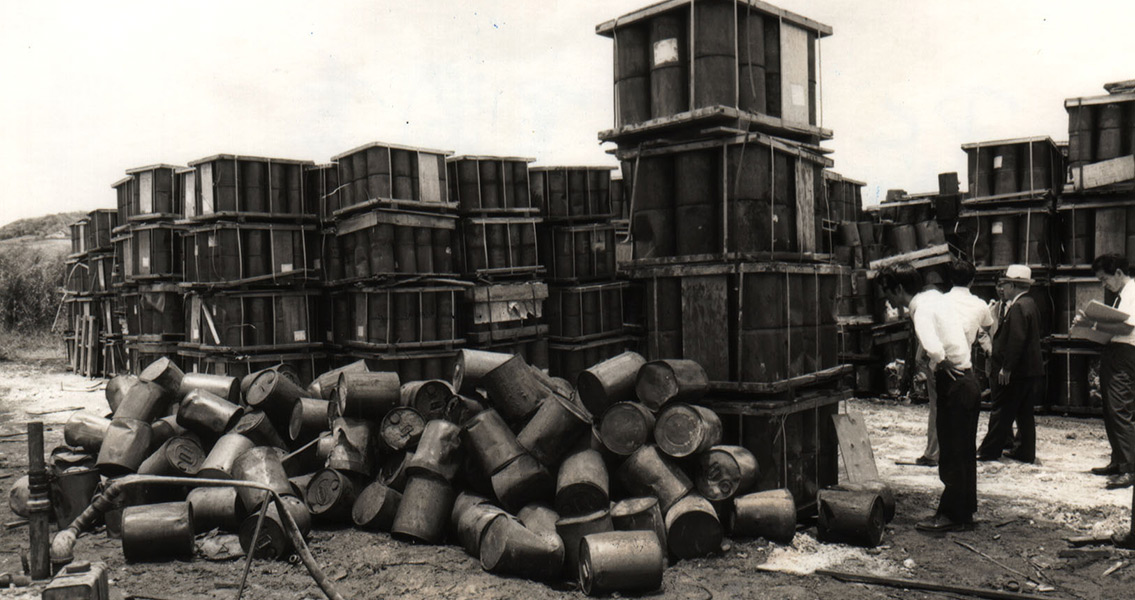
[
  {"left": 878, "top": 262, "right": 981, "bottom": 532},
  {"left": 1075, "top": 254, "right": 1135, "bottom": 489}
]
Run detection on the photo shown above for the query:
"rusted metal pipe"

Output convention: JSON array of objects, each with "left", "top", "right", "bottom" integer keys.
[{"left": 26, "top": 422, "right": 51, "bottom": 580}]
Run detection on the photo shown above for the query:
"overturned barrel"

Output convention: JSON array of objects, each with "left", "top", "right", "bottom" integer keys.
[
  {"left": 481, "top": 355, "right": 554, "bottom": 424},
  {"left": 696, "top": 445, "right": 758, "bottom": 501},
  {"left": 617, "top": 445, "right": 692, "bottom": 513},
  {"left": 576, "top": 351, "right": 647, "bottom": 416},
  {"left": 177, "top": 389, "right": 243, "bottom": 437},
  {"left": 231, "top": 446, "right": 292, "bottom": 510},
  {"left": 598, "top": 402, "right": 655, "bottom": 456},
  {"left": 352, "top": 481, "right": 403, "bottom": 532},
  {"left": 406, "top": 419, "right": 463, "bottom": 481},
  {"left": 578, "top": 530, "right": 665, "bottom": 596},
  {"left": 816, "top": 488, "right": 886, "bottom": 547},
  {"left": 64, "top": 411, "right": 111, "bottom": 452},
  {"left": 555, "top": 449, "right": 609, "bottom": 517},
  {"left": 289, "top": 397, "right": 330, "bottom": 443},
  {"left": 97, "top": 418, "right": 154, "bottom": 476},
  {"left": 452, "top": 349, "right": 513, "bottom": 394},
  {"left": 654, "top": 403, "right": 721, "bottom": 458},
  {"left": 610, "top": 496, "right": 667, "bottom": 550},
  {"left": 480, "top": 513, "right": 564, "bottom": 581},
  {"left": 177, "top": 372, "right": 240, "bottom": 404},
  {"left": 391, "top": 473, "right": 456, "bottom": 544},
  {"left": 137, "top": 436, "right": 205, "bottom": 477},
  {"left": 834, "top": 480, "right": 896, "bottom": 523},
  {"left": 380, "top": 406, "right": 426, "bottom": 452},
  {"left": 232, "top": 410, "right": 289, "bottom": 449},
  {"left": 635, "top": 359, "right": 708, "bottom": 411},
  {"left": 664, "top": 494, "right": 722, "bottom": 559},
  {"left": 121, "top": 501, "right": 195, "bottom": 562},
  {"left": 492, "top": 453, "right": 554, "bottom": 513},
  {"left": 306, "top": 468, "right": 366, "bottom": 524},
  {"left": 464, "top": 409, "right": 526, "bottom": 475},
  {"left": 456, "top": 501, "right": 509, "bottom": 557},
  {"left": 400, "top": 380, "right": 453, "bottom": 420},
  {"left": 139, "top": 356, "right": 184, "bottom": 396},
  {"left": 198, "top": 432, "right": 255, "bottom": 479},
  {"left": 238, "top": 495, "right": 312, "bottom": 560},
  {"left": 516, "top": 393, "right": 593, "bottom": 468},
  {"left": 556, "top": 509, "right": 614, "bottom": 578},
  {"left": 338, "top": 371, "right": 401, "bottom": 421},
  {"left": 187, "top": 486, "right": 242, "bottom": 533},
  {"left": 729, "top": 489, "right": 796, "bottom": 544}
]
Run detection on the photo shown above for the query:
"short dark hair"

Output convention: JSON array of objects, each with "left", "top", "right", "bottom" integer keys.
[
  {"left": 1092, "top": 254, "right": 1129, "bottom": 276},
  {"left": 946, "top": 259, "right": 976, "bottom": 287},
  {"left": 877, "top": 263, "right": 923, "bottom": 296}
]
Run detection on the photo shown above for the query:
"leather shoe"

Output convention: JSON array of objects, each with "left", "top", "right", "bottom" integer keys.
[
  {"left": 976, "top": 454, "right": 1001, "bottom": 462},
  {"left": 915, "top": 514, "right": 973, "bottom": 533},
  {"left": 1106, "top": 473, "right": 1135, "bottom": 489},
  {"left": 1004, "top": 452, "right": 1034, "bottom": 464},
  {"left": 914, "top": 456, "right": 938, "bottom": 467},
  {"left": 1092, "top": 463, "right": 1122, "bottom": 476}
]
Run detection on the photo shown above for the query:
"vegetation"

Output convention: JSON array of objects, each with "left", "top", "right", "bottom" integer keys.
[
  {"left": 0, "top": 211, "right": 85, "bottom": 241},
  {"left": 0, "top": 236, "right": 69, "bottom": 361}
]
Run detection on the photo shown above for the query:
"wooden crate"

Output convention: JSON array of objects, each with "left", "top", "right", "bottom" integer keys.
[
  {"left": 187, "top": 154, "right": 317, "bottom": 220},
  {"left": 631, "top": 260, "right": 846, "bottom": 394},
  {"left": 955, "top": 208, "right": 1053, "bottom": 269},
  {"left": 548, "top": 335, "right": 639, "bottom": 383},
  {"left": 331, "top": 142, "right": 453, "bottom": 216},
  {"left": 617, "top": 131, "right": 831, "bottom": 263},
  {"left": 334, "top": 209, "right": 457, "bottom": 282},
  {"left": 343, "top": 284, "right": 463, "bottom": 351},
  {"left": 88, "top": 253, "right": 116, "bottom": 295},
  {"left": 182, "top": 222, "right": 318, "bottom": 285},
  {"left": 540, "top": 223, "right": 618, "bottom": 283},
  {"left": 183, "top": 289, "right": 322, "bottom": 351},
  {"left": 709, "top": 388, "right": 846, "bottom": 511},
  {"left": 962, "top": 136, "right": 1064, "bottom": 204},
  {"left": 597, "top": 0, "right": 832, "bottom": 144},
  {"left": 126, "top": 341, "right": 181, "bottom": 376},
  {"left": 63, "top": 258, "right": 88, "bottom": 296},
  {"left": 821, "top": 171, "right": 865, "bottom": 224},
  {"left": 122, "top": 283, "right": 184, "bottom": 341},
  {"left": 462, "top": 281, "right": 547, "bottom": 339},
  {"left": 304, "top": 164, "right": 341, "bottom": 222},
  {"left": 546, "top": 281, "right": 629, "bottom": 342},
  {"left": 459, "top": 217, "right": 542, "bottom": 279},
  {"left": 115, "top": 222, "right": 183, "bottom": 282},
  {"left": 178, "top": 347, "right": 329, "bottom": 387},
  {"left": 468, "top": 334, "right": 550, "bottom": 371},
  {"left": 1055, "top": 198, "right": 1135, "bottom": 268},
  {"left": 1047, "top": 346, "right": 1102, "bottom": 416},
  {"left": 1051, "top": 276, "right": 1108, "bottom": 337},
  {"left": 85, "top": 209, "right": 118, "bottom": 252},
  {"left": 69, "top": 219, "right": 88, "bottom": 258},
  {"left": 346, "top": 349, "right": 458, "bottom": 383},
  {"left": 121, "top": 165, "right": 184, "bottom": 221},
  {"left": 446, "top": 156, "right": 537, "bottom": 215},
  {"left": 529, "top": 166, "right": 616, "bottom": 222},
  {"left": 1066, "top": 91, "right": 1135, "bottom": 180}
]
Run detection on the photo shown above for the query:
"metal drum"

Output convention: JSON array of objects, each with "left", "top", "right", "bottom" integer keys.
[
  {"left": 400, "top": 380, "right": 453, "bottom": 420},
  {"left": 480, "top": 513, "right": 563, "bottom": 581},
  {"left": 352, "top": 481, "right": 403, "bottom": 532},
  {"left": 649, "top": 12, "right": 688, "bottom": 119},
  {"left": 989, "top": 215, "right": 1018, "bottom": 266},
  {"left": 114, "top": 381, "right": 169, "bottom": 422},
  {"left": 635, "top": 359, "right": 709, "bottom": 411},
  {"left": 1096, "top": 207, "right": 1126, "bottom": 257},
  {"left": 1097, "top": 103, "right": 1124, "bottom": 160},
  {"left": 391, "top": 473, "right": 455, "bottom": 544},
  {"left": 137, "top": 436, "right": 204, "bottom": 477},
  {"left": 664, "top": 494, "right": 722, "bottom": 559},
  {"left": 555, "top": 449, "right": 609, "bottom": 517},
  {"left": 307, "top": 359, "right": 369, "bottom": 400},
  {"left": 463, "top": 409, "right": 526, "bottom": 474},
  {"left": 576, "top": 351, "right": 647, "bottom": 416},
  {"left": 729, "top": 489, "right": 796, "bottom": 544},
  {"left": 578, "top": 530, "right": 665, "bottom": 596},
  {"left": 653, "top": 403, "right": 722, "bottom": 458},
  {"left": 238, "top": 495, "right": 312, "bottom": 560},
  {"left": 187, "top": 487, "right": 242, "bottom": 532},
  {"left": 231, "top": 447, "right": 292, "bottom": 510},
  {"left": 405, "top": 419, "right": 462, "bottom": 481},
  {"left": 138, "top": 356, "right": 184, "bottom": 395},
  {"left": 380, "top": 406, "right": 425, "bottom": 452},
  {"left": 305, "top": 468, "right": 365, "bottom": 524},
  {"left": 614, "top": 23, "right": 650, "bottom": 127},
  {"left": 992, "top": 144, "right": 1020, "bottom": 196},
  {"left": 64, "top": 411, "right": 111, "bottom": 451},
  {"left": 105, "top": 374, "right": 139, "bottom": 414},
  {"left": 289, "top": 397, "right": 330, "bottom": 443},
  {"left": 491, "top": 453, "right": 554, "bottom": 513},
  {"left": 737, "top": 9, "right": 766, "bottom": 114},
  {"left": 556, "top": 509, "right": 613, "bottom": 578},
  {"left": 337, "top": 371, "right": 401, "bottom": 421},
  {"left": 834, "top": 480, "right": 896, "bottom": 523},
  {"left": 97, "top": 418, "right": 154, "bottom": 476},
  {"left": 598, "top": 402, "right": 656, "bottom": 456},
  {"left": 516, "top": 394, "right": 592, "bottom": 467},
  {"left": 245, "top": 369, "right": 307, "bottom": 426},
  {"left": 455, "top": 501, "right": 508, "bottom": 557},
  {"left": 232, "top": 411, "right": 288, "bottom": 449},
  {"left": 610, "top": 496, "right": 667, "bottom": 550},
  {"left": 197, "top": 432, "right": 255, "bottom": 479},
  {"left": 177, "top": 389, "right": 243, "bottom": 437},
  {"left": 696, "top": 445, "right": 758, "bottom": 501},
  {"left": 816, "top": 488, "right": 886, "bottom": 548},
  {"left": 121, "top": 502, "right": 195, "bottom": 562},
  {"left": 617, "top": 445, "right": 692, "bottom": 513},
  {"left": 178, "top": 372, "right": 240, "bottom": 404}
]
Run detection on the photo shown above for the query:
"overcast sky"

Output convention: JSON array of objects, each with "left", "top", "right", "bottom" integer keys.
[{"left": 2, "top": 0, "right": 1134, "bottom": 227}]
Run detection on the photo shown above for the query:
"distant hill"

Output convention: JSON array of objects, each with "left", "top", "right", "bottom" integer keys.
[{"left": 0, "top": 212, "right": 86, "bottom": 242}]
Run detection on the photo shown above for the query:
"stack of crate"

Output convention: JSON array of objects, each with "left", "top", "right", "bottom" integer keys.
[
  {"left": 177, "top": 154, "right": 328, "bottom": 381},
  {"left": 447, "top": 156, "right": 549, "bottom": 368},
  {"left": 322, "top": 142, "right": 461, "bottom": 381},
  {"left": 63, "top": 208, "right": 119, "bottom": 376},
  {"left": 597, "top": 0, "right": 849, "bottom": 510},
  {"left": 111, "top": 166, "right": 186, "bottom": 374},
  {"left": 1050, "top": 84, "right": 1135, "bottom": 415},
  {"left": 532, "top": 166, "right": 632, "bottom": 381}
]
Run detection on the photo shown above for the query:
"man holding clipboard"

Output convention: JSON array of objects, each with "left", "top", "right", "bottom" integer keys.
[{"left": 1073, "top": 254, "right": 1135, "bottom": 489}]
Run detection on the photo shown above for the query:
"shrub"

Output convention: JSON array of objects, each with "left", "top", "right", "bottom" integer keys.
[{"left": 0, "top": 244, "right": 66, "bottom": 333}]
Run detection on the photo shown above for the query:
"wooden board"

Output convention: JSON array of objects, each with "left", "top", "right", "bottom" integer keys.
[
  {"left": 780, "top": 22, "right": 812, "bottom": 126},
  {"left": 1074, "top": 155, "right": 1135, "bottom": 191},
  {"left": 796, "top": 157, "right": 816, "bottom": 252},
  {"left": 832, "top": 411, "right": 879, "bottom": 483},
  {"left": 681, "top": 275, "right": 730, "bottom": 382}
]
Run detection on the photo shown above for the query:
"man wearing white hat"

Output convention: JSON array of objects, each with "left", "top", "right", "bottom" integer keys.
[{"left": 978, "top": 264, "right": 1044, "bottom": 463}]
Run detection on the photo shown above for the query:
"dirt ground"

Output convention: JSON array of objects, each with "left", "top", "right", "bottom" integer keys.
[{"left": 3, "top": 355, "right": 1135, "bottom": 600}]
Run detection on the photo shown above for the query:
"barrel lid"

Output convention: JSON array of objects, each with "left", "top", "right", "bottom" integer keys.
[
  {"left": 330, "top": 141, "right": 454, "bottom": 162},
  {"left": 380, "top": 407, "right": 425, "bottom": 451},
  {"left": 598, "top": 402, "right": 653, "bottom": 455},
  {"left": 306, "top": 468, "right": 350, "bottom": 515},
  {"left": 245, "top": 370, "right": 279, "bottom": 406},
  {"left": 610, "top": 496, "right": 658, "bottom": 517}
]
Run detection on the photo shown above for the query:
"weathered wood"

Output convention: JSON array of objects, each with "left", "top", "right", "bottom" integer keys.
[
  {"left": 680, "top": 277, "right": 728, "bottom": 383},
  {"left": 816, "top": 569, "right": 1058, "bottom": 600},
  {"left": 832, "top": 411, "right": 879, "bottom": 483}
]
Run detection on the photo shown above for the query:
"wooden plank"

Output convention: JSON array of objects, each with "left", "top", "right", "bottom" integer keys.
[
  {"left": 780, "top": 22, "right": 811, "bottom": 126},
  {"left": 596, "top": 0, "right": 832, "bottom": 37},
  {"left": 832, "top": 411, "right": 879, "bottom": 482},
  {"left": 681, "top": 276, "right": 730, "bottom": 382},
  {"left": 417, "top": 152, "right": 442, "bottom": 203},
  {"left": 867, "top": 244, "right": 949, "bottom": 271},
  {"left": 796, "top": 157, "right": 816, "bottom": 253},
  {"left": 1073, "top": 155, "right": 1135, "bottom": 191}
]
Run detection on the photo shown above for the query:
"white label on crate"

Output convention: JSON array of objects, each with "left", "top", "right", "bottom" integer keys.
[
  {"left": 592, "top": 238, "right": 607, "bottom": 252},
  {"left": 141, "top": 257, "right": 150, "bottom": 268},
  {"left": 994, "top": 155, "right": 1003, "bottom": 169},
  {"left": 280, "top": 263, "right": 293, "bottom": 272},
  {"left": 313, "top": 258, "right": 322, "bottom": 269},
  {"left": 357, "top": 326, "right": 365, "bottom": 339},
  {"left": 294, "top": 330, "right": 307, "bottom": 342},
  {"left": 653, "top": 38, "right": 679, "bottom": 66},
  {"left": 992, "top": 221, "right": 1004, "bottom": 235},
  {"left": 208, "top": 234, "right": 217, "bottom": 248},
  {"left": 791, "top": 84, "right": 807, "bottom": 107},
  {"left": 192, "top": 328, "right": 199, "bottom": 340},
  {"left": 326, "top": 331, "right": 334, "bottom": 342}
]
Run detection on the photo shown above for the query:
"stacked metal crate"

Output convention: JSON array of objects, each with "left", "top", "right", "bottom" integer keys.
[
  {"left": 177, "top": 155, "right": 327, "bottom": 381},
  {"left": 531, "top": 166, "right": 634, "bottom": 381},
  {"left": 1050, "top": 84, "right": 1135, "bottom": 415},
  {"left": 321, "top": 142, "right": 461, "bottom": 381},
  {"left": 597, "top": 0, "right": 849, "bottom": 510},
  {"left": 63, "top": 208, "right": 120, "bottom": 376},
  {"left": 110, "top": 166, "right": 186, "bottom": 374},
  {"left": 447, "top": 156, "right": 549, "bottom": 368}
]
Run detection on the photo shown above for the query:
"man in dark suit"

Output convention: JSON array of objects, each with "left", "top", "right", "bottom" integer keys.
[{"left": 978, "top": 265, "right": 1045, "bottom": 463}]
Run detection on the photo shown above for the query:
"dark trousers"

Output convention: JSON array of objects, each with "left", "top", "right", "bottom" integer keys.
[
  {"left": 935, "top": 369, "right": 981, "bottom": 522},
  {"left": 977, "top": 376, "right": 1042, "bottom": 461},
  {"left": 1101, "top": 343, "right": 1135, "bottom": 472}
]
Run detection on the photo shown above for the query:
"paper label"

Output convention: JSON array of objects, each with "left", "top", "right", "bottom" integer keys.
[
  {"left": 208, "top": 234, "right": 218, "bottom": 248},
  {"left": 992, "top": 221, "right": 1004, "bottom": 235},
  {"left": 294, "top": 330, "right": 307, "bottom": 342},
  {"left": 281, "top": 263, "right": 293, "bottom": 272},
  {"left": 313, "top": 258, "right": 322, "bottom": 269},
  {"left": 326, "top": 331, "right": 334, "bottom": 342},
  {"left": 653, "top": 38, "right": 679, "bottom": 66},
  {"left": 791, "top": 84, "right": 807, "bottom": 107},
  {"left": 357, "top": 326, "right": 365, "bottom": 339},
  {"left": 192, "top": 328, "right": 199, "bottom": 340},
  {"left": 994, "top": 155, "right": 1003, "bottom": 169},
  {"left": 141, "top": 257, "right": 150, "bottom": 268}
]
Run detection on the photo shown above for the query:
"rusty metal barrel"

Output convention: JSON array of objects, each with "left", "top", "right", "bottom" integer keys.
[
  {"left": 231, "top": 446, "right": 292, "bottom": 510},
  {"left": 635, "top": 359, "right": 708, "bottom": 411},
  {"left": 492, "top": 453, "right": 554, "bottom": 513},
  {"left": 97, "top": 418, "right": 154, "bottom": 476},
  {"left": 992, "top": 144, "right": 1020, "bottom": 196},
  {"left": 114, "top": 381, "right": 169, "bottom": 422},
  {"left": 598, "top": 402, "right": 656, "bottom": 456},
  {"left": 352, "top": 481, "right": 403, "bottom": 532},
  {"left": 455, "top": 501, "right": 508, "bottom": 556},
  {"left": 555, "top": 449, "right": 609, "bottom": 517},
  {"left": 556, "top": 509, "right": 614, "bottom": 578},
  {"left": 289, "top": 397, "right": 330, "bottom": 443},
  {"left": 452, "top": 350, "right": 514, "bottom": 395},
  {"left": 105, "top": 374, "right": 139, "bottom": 414},
  {"left": 464, "top": 409, "right": 526, "bottom": 474},
  {"left": 696, "top": 445, "right": 758, "bottom": 501},
  {"left": 307, "top": 359, "right": 369, "bottom": 400},
  {"left": 121, "top": 501, "right": 195, "bottom": 562},
  {"left": 614, "top": 23, "right": 650, "bottom": 127},
  {"left": 516, "top": 393, "right": 592, "bottom": 467},
  {"left": 238, "top": 495, "right": 312, "bottom": 560},
  {"left": 649, "top": 12, "right": 687, "bottom": 119},
  {"left": 480, "top": 513, "right": 564, "bottom": 581},
  {"left": 392, "top": 473, "right": 456, "bottom": 544},
  {"left": 50, "top": 451, "right": 100, "bottom": 528},
  {"left": 187, "top": 486, "right": 242, "bottom": 532},
  {"left": 245, "top": 369, "right": 307, "bottom": 426},
  {"left": 610, "top": 496, "right": 667, "bottom": 550},
  {"left": 518, "top": 503, "right": 560, "bottom": 538},
  {"left": 578, "top": 530, "right": 665, "bottom": 596},
  {"left": 400, "top": 380, "right": 453, "bottom": 420},
  {"left": 177, "top": 372, "right": 240, "bottom": 404},
  {"left": 380, "top": 406, "right": 426, "bottom": 452},
  {"left": 305, "top": 468, "right": 365, "bottom": 523},
  {"left": 327, "top": 417, "right": 376, "bottom": 476},
  {"left": 198, "top": 432, "right": 255, "bottom": 479},
  {"left": 664, "top": 494, "right": 722, "bottom": 559},
  {"left": 337, "top": 371, "right": 401, "bottom": 420},
  {"left": 405, "top": 419, "right": 462, "bottom": 481},
  {"left": 618, "top": 445, "right": 692, "bottom": 513},
  {"left": 481, "top": 354, "right": 552, "bottom": 424},
  {"left": 816, "top": 488, "right": 886, "bottom": 547},
  {"left": 729, "top": 489, "right": 796, "bottom": 543},
  {"left": 1097, "top": 103, "right": 1124, "bottom": 160},
  {"left": 444, "top": 394, "right": 486, "bottom": 427},
  {"left": 654, "top": 403, "right": 721, "bottom": 458},
  {"left": 834, "top": 480, "right": 896, "bottom": 523},
  {"left": 177, "top": 389, "right": 243, "bottom": 437},
  {"left": 64, "top": 411, "right": 111, "bottom": 451},
  {"left": 139, "top": 356, "right": 184, "bottom": 396},
  {"left": 576, "top": 351, "right": 647, "bottom": 416},
  {"left": 232, "top": 410, "right": 288, "bottom": 449},
  {"left": 137, "top": 436, "right": 204, "bottom": 477}
]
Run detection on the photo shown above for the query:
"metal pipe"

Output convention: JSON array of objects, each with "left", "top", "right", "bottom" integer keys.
[
  {"left": 50, "top": 474, "right": 344, "bottom": 600},
  {"left": 26, "top": 422, "right": 51, "bottom": 580}
]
